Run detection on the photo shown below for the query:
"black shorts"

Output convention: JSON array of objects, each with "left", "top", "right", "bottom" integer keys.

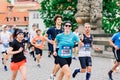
[
  {"left": 35, "top": 48, "right": 42, "bottom": 56},
  {"left": 73, "top": 42, "right": 78, "bottom": 48},
  {"left": 57, "top": 56, "right": 72, "bottom": 68},
  {"left": 29, "top": 42, "right": 34, "bottom": 48},
  {"left": 2, "top": 51, "right": 7, "bottom": 54},
  {"left": 79, "top": 57, "right": 92, "bottom": 69},
  {"left": 113, "top": 49, "right": 120, "bottom": 62}
]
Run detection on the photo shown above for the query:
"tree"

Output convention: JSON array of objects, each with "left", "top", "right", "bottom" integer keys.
[
  {"left": 39, "top": 0, "right": 78, "bottom": 31},
  {"left": 102, "top": 0, "right": 120, "bottom": 33},
  {"left": 7, "top": 0, "right": 11, "bottom": 3}
]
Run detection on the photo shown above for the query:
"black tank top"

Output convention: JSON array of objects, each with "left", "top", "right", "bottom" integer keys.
[{"left": 82, "top": 34, "right": 93, "bottom": 47}]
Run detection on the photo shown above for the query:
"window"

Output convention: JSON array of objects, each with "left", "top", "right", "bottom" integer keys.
[
  {"left": 33, "top": 23, "right": 39, "bottom": 28},
  {"left": 14, "top": 17, "right": 19, "bottom": 21},
  {"left": 6, "top": 17, "right": 11, "bottom": 22},
  {"left": 24, "top": 17, "right": 29, "bottom": 21},
  {"left": 33, "top": 13, "right": 39, "bottom": 19}
]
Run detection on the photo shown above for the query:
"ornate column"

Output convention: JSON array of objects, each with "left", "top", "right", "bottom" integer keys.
[
  {"left": 90, "top": 0, "right": 102, "bottom": 30},
  {"left": 75, "top": 0, "right": 103, "bottom": 34},
  {"left": 75, "top": 0, "right": 90, "bottom": 24},
  {"left": 75, "top": 0, "right": 90, "bottom": 33}
]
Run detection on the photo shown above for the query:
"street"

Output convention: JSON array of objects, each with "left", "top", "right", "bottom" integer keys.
[{"left": 0, "top": 50, "right": 120, "bottom": 80}]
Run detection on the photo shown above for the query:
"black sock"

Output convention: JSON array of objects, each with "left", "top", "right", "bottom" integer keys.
[
  {"left": 86, "top": 72, "right": 91, "bottom": 80},
  {"left": 109, "top": 70, "right": 113, "bottom": 74},
  {"left": 108, "top": 70, "right": 113, "bottom": 79}
]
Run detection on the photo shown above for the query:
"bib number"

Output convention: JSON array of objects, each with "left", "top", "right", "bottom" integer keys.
[
  {"left": 61, "top": 46, "right": 71, "bottom": 56},
  {"left": 84, "top": 44, "right": 91, "bottom": 51}
]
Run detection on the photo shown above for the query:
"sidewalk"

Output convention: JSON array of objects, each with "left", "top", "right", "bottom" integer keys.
[{"left": 0, "top": 50, "right": 119, "bottom": 80}]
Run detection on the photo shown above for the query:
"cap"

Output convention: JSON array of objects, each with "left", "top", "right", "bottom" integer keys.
[
  {"left": 2, "top": 25, "right": 7, "bottom": 28},
  {"left": 64, "top": 21, "right": 71, "bottom": 25},
  {"left": 16, "top": 29, "right": 23, "bottom": 35}
]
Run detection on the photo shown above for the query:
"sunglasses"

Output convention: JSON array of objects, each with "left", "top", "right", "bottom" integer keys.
[{"left": 65, "top": 25, "right": 71, "bottom": 27}]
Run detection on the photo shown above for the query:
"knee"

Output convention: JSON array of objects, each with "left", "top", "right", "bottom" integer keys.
[
  {"left": 66, "top": 72, "right": 71, "bottom": 78},
  {"left": 81, "top": 69, "right": 86, "bottom": 73},
  {"left": 87, "top": 68, "right": 92, "bottom": 72}
]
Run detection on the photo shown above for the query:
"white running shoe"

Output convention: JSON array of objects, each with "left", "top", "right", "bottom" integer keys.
[{"left": 48, "top": 74, "right": 56, "bottom": 80}]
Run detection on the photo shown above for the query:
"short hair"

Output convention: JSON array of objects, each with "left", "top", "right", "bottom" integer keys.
[
  {"left": 53, "top": 15, "right": 62, "bottom": 23},
  {"left": 36, "top": 29, "right": 41, "bottom": 33},
  {"left": 83, "top": 23, "right": 91, "bottom": 27},
  {"left": 32, "top": 24, "right": 37, "bottom": 27}
]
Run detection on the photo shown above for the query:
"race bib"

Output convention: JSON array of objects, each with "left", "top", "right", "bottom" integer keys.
[
  {"left": 36, "top": 40, "right": 42, "bottom": 44},
  {"left": 61, "top": 46, "right": 71, "bottom": 56},
  {"left": 84, "top": 44, "right": 91, "bottom": 51}
]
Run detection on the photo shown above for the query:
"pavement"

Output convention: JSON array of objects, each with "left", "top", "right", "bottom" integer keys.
[{"left": 0, "top": 50, "right": 120, "bottom": 80}]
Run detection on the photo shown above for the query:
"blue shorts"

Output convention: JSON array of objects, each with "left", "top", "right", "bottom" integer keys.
[
  {"left": 79, "top": 57, "right": 92, "bottom": 69},
  {"left": 48, "top": 43, "right": 53, "bottom": 53}
]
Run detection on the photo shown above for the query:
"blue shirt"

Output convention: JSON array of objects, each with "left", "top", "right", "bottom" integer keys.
[
  {"left": 56, "top": 32, "right": 79, "bottom": 58},
  {"left": 47, "top": 27, "right": 63, "bottom": 40},
  {"left": 112, "top": 32, "right": 120, "bottom": 48}
]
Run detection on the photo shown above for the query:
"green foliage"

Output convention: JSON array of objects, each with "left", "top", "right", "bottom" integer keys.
[
  {"left": 102, "top": 0, "right": 120, "bottom": 33},
  {"left": 7, "top": 0, "right": 11, "bottom": 3},
  {"left": 39, "top": 0, "right": 78, "bottom": 31}
]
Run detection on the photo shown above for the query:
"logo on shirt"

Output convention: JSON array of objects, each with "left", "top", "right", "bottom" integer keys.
[{"left": 36, "top": 40, "right": 42, "bottom": 44}]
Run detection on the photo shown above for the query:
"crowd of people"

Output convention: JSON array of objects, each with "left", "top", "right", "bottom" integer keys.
[{"left": 0, "top": 14, "right": 120, "bottom": 80}]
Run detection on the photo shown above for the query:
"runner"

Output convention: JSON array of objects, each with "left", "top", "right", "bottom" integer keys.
[
  {"left": 108, "top": 26, "right": 120, "bottom": 80},
  {"left": 72, "top": 23, "right": 99, "bottom": 80},
  {"left": 45, "top": 15, "right": 63, "bottom": 80},
  {"left": 8, "top": 29, "right": 27, "bottom": 80},
  {"left": 73, "top": 28, "right": 79, "bottom": 60},
  {"left": 32, "top": 29, "right": 53, "bottom": 67},
  {"left": 29, "top": 24, "right": 37, "bottom": 61},
  {"left": 23, "top": 28, "right": 29, "bottom": 53},
  {"left": 47, "top": 34, "right": 53, "bottom": 58},
  {"left": 53, "top": 21, "right": 82, "bottom": 80},
  {"left": 0, "top": 25, "right": 12, "bottom": 71}
]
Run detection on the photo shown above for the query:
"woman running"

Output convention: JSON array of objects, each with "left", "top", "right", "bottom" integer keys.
[
  {"left": 8, "top": 29, "right": 27, "bottom": 80},
  {"left": 53, "top": 21, "right": 82, "bottom": 80}
]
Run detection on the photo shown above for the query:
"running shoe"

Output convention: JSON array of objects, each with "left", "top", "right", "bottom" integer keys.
[
  {"left": 4, "top": 66, "right": 8, "bottom": 71},
  {"left": 48, "top": 54, "right": 51, "bottom": 58},
  {"left": 72, "top": 57, "right": 77, "bottom": 60},
  {"left": 48, "top": 74, "right": 56, "bottom": 80},
  {"left": 2, "top": 58, "right": 4, "bottom": 64},
  {"left": 72, "top": 69, "right": 80, "bottom": 78},
  {"left": 34, "top": 58, "right": 36, "bottom": 61},
  {"left": 37, "top": 64, "right": 41, "bottom": 68}
]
